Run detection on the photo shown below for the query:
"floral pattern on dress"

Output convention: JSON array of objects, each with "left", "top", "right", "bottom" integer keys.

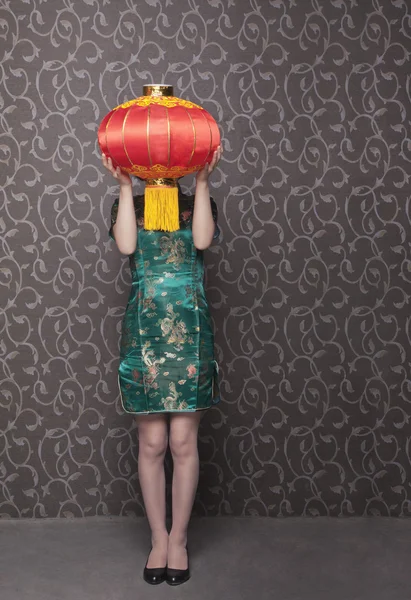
[
  {"left": 159, "top": 303, "right": 194, "bottom": 351},
  {"left": 142, "top": 270, "right": 164, "bottom": 316},
  {"left": 142, "top": 341, "right": 165, "bottom": 390},
  {"left": 187, "top": 364, "right": 197, "bottom": 378},
  {"left": 161, "top": 381, "right": 189, "bottom": 410},
  {"left": 159, "top": 235, "right": 187, "bottom": 270}
]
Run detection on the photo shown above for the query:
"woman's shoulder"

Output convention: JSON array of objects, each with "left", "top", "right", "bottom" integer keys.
[
  {"left": 132, "top": 194, "right": 144, "bottom": 210},
  {"left": 179, "top": 191, "right": 195, "bottom": 205}
]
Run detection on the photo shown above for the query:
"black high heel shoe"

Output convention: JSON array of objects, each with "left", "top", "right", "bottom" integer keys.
[
  {"left": 165, "top": 545, "right": 190, "bottom": 586},
  {"left": 143, "top": 548, "right": 166, "bottom": 585}
]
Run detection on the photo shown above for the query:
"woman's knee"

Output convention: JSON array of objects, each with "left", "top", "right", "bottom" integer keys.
[
  {"left": 139, "top": 434, "right": 168, "bottom": 459},
  {"left": 169, "top": 431, "right": 197, "bottom": 460},
  {"left": 169, "top": 412, "right": 201, "bottom": 459},
  {"left": 136, "top": 416, "right": 168, "bottom": 459}
]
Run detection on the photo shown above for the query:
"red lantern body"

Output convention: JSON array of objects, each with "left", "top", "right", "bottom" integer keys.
[{"left": 98, "top": 85, "right": 220, "bottom": 180}]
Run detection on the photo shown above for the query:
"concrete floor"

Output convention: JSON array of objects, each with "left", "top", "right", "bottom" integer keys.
[{"left": 0, "top": 516, "right": 410, "bottom": 600}]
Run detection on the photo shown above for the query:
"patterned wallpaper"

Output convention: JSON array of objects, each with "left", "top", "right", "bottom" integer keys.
[{"left": 1, "top": 0, "right": 411, "bottom": 518}]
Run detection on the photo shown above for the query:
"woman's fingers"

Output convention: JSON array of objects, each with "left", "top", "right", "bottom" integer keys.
[
  {"left": 107, "top": 157, "right": 118, "bottom": 177},
  {"left": 102, "top": 153, "right": 111, "bottom": 170},
  {"left": 102, "top": 153, "right": 110, "bottom": 170},
  {"left": 101, "top": 153, "right": 121, "bottom": 179},
  {"left": 209, "top": 150, "right": 218, "bottom": 171},
  {"left": 209, "top": 145, "right": 222, "bottom": 172}
]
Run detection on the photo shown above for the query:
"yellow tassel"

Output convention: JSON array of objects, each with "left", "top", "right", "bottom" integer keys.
[{"left": 144, "top": 185, "right": 180, "bottom": 232}]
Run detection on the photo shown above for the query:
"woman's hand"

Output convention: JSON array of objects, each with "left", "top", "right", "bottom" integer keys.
[
  {"left": 102, "top": 153, "right": 132, "bottom": 187},
  {"left": 195, "top": 145, "right": 222, "bottom": 184}
]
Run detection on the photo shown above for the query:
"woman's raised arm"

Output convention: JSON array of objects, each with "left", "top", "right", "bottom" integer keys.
[
  {"left": 102, "top": 153, "right": 137, "bottom": 255},
  {"left": 192, "top": 145, "right": 222, "bottom": 250}
]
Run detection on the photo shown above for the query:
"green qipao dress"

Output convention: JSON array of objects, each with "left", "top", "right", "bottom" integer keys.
[{"left": 109, "top": 188, "right": 221, "bottom": 414}]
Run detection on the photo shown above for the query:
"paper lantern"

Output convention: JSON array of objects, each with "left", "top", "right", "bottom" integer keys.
[{"left": 98, "top": 84, "right": 220, "bottom": 232}]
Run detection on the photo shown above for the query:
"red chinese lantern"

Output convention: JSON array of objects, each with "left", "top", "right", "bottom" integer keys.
[{"left": 98, "top": 84, "right": 220, "bottom": 232}]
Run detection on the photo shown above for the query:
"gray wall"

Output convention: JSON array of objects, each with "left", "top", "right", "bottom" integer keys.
[{"left": 1, "top": 0, "right": 411, "bottom": 518}]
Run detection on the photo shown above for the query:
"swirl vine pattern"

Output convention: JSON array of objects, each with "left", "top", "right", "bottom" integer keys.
[{"left": 1, "top": 0, "right": 411, "bottom": 518}]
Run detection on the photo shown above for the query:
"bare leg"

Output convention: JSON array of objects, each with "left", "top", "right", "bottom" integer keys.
[
  {"left": 135, "top": 413, "right": 169, "bottom": 568},
  {"left": 168, "top": 410, "right": 203, "bottom": 569}
]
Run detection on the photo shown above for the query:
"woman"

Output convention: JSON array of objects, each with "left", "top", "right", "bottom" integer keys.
[{"left": 102, "top": 146, "right": 222, "bottom": 586}]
